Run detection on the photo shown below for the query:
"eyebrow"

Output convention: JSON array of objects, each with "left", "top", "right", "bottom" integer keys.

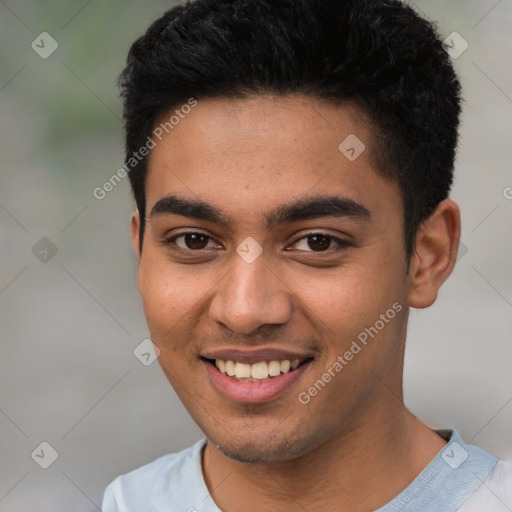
[{"left": 150, "top": 194, "right": 371, "bottom": 229}]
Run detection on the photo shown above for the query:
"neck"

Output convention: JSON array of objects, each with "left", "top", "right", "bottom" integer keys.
[{"left": 202, "top": 398, "right": 446, "bottom": 512}]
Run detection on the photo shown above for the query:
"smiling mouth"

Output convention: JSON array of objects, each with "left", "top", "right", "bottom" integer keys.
[{"left": 201, "top": 357, "right": 313, "bottom": 382}]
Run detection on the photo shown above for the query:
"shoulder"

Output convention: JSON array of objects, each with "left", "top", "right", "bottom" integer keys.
[
  {"left": 102, "top": 439, "right": 207, "bottom": 512},
  {"left": 458, "top": 460, "right": 512, "bottom": 511}
]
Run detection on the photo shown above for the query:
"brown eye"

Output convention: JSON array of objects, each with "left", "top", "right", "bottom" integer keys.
[
  {"left": 183, "top": 233, "right": 209, "bottom": 249},
  {"left": 306, "top": 235, "right": 332, "bottom": 251},
  {"left": 291, "top": 232, "right": 351, "bottom": 253},
  {"left": 167, "top": 232, "right": 216, "bottom": 251}
]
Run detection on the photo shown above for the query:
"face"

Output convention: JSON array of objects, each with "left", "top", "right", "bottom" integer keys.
[{"left": 132, "top": 95, "right": 411, "bottom": 463}]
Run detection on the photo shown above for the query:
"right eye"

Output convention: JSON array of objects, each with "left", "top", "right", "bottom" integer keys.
[{"left": 164, "top": 231, "right": 220, "bottom": 252}]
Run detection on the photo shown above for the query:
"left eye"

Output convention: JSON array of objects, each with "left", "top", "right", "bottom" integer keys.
[{"left": 291, "top": 233, "right": 347, "bottom": 252}]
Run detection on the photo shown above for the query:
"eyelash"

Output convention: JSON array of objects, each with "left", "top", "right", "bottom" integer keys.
[{"left": 163, "top": 231, "right": 351, "bottom": 254}]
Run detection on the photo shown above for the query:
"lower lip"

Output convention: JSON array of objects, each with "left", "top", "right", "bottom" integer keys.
[{"left": 202, "top": 359, "right": 312, "bottom": 404}]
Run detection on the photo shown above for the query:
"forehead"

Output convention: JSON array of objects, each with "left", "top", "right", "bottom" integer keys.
[
  {"left": 152, "top": 94, "right": 372, "bottom": 165},
  {"left": 145, "top": 94, "right": 401, "bottom": 226}
]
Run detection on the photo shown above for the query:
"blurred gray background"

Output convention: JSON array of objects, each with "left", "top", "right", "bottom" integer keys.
[{"left": 0, "top": 0, "right": 511, "bottom": 510}]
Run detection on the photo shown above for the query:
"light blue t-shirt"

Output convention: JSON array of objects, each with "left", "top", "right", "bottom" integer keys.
[{"left": 102, "top": 429, "right": 512, "bottom": 511}]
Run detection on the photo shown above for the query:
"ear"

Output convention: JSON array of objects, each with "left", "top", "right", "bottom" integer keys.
[
  {"left": 407, "top": 199, "right": 461, "bottom": 308},
  {"left": 130, "top": 210, "right": 141, "bottom": 264}
]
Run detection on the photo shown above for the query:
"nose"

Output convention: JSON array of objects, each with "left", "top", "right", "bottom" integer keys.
[{"left": 209, "top": 254, "right": 292, "bottom": 336}]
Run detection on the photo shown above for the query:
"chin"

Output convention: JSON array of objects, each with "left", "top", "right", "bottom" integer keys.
[{"left": 210, "top": 432, "right": 312, "bottom": 464}]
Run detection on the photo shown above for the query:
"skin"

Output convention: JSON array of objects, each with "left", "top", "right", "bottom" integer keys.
[{"left": 130, "top": 94, "right": 461, "bottom": 511}]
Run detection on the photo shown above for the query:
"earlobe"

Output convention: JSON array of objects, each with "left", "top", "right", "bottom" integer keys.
[
  {"left": 130, "top": 210, "right": 141, "bottom": 263},
  {"left": 407, "top": 199, "right": 461, "bottom": 309}
]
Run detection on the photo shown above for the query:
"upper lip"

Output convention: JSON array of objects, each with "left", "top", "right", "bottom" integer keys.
[{"left": 200, "top": 346, "right": 315, "bottom": 365}]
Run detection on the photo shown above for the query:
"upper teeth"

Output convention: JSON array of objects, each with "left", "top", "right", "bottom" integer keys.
[{"left": 215, "top": 359, "right": 301, "bottom": 380}]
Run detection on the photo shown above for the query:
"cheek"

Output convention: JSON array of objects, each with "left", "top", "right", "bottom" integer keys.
[
  {"left": 306, "top": 261, "right": 401, "bottom": 318},
  {"left": 138, "top": 257, "right": 200, "bottom": 338},
  {"left": 137, "top": 255, "right": 225, "bottom": 369},
  {"left": 298, "top": 255, "right": 405, "bottom": 359}
]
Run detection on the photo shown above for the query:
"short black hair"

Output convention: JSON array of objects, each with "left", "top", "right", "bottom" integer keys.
[{"left": 118, "top": 0, "right": 462, "bottom": 259}]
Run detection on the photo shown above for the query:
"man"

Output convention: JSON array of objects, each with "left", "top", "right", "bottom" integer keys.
[{"left": 103, "top": 0, "right": 512, "bottom": 510}]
